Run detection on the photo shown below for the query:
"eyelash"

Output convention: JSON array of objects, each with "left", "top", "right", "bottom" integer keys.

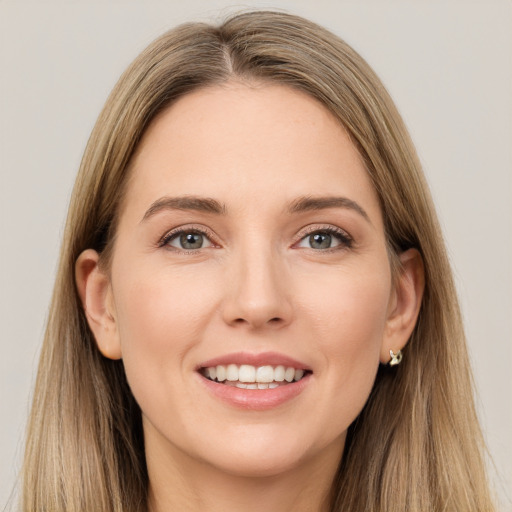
[
  {"left": 294, "top": 225, "right": 353, "bottom": 252},
  {"left": 158, "top": 225, "right": 219, "bottom": 254},
  {"left": 158, "top": 224, "right": 353, "bottom": 253}
]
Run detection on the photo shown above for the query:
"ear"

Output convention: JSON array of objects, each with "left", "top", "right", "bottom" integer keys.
[
  {"left": 380, "top": 248, "right": 425, "bottom": 364},
  {"left": 75, "top": 249, "right": 122, "bottom": 360}
]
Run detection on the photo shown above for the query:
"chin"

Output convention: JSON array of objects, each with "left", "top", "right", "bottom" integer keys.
[
  {"left": 192, "top": 425, "right": 343, "bottom": 479},
  {"left": 209, "top": 449, "right": 310, "bottom": 479}
]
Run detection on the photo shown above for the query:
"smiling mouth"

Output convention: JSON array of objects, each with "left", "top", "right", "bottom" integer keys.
[{"left": 200, "top": 364, "right": 311, "bottom": 389}]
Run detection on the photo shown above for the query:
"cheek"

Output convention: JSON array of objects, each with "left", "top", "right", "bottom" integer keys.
[
  {"left": 110, "top": 264, "right": 220, "bottom": 405},
  {"left": 322, "top": 276, "right": 389, "bottom": 355},
  {"left": 113, "top": 263, "right": 217, "bottom": 347},
  {"left": 298, "top": 263, "right": 391, "bottom": 429},
  {"left": 300, "top": 262, "right": 391, "bottom": 352}
]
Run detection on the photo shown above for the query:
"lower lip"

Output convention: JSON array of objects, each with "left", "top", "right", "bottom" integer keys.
[{"left": 198, "top": 374, "right": 311, "bottom": 411}]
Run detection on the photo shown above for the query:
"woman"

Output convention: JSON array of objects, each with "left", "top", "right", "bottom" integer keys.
[{"left": 21, "top": 10, "right": 495, "bottom": 512}]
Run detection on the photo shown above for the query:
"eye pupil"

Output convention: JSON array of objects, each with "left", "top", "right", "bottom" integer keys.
[
  {"left": 310, "top": 233, "right": 331, "bottom": 249},
  {"left": 180, "top": 232, "right": 203, "bottom": 249}
]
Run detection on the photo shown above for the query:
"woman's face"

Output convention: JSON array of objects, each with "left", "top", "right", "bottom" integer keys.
[{"left": 102, "top": 83, "right": 397, "bottom": 477}]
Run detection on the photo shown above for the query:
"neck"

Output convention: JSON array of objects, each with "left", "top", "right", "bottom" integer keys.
[{"left": 145, "top": 424, "right": 343, "bottom": 512}]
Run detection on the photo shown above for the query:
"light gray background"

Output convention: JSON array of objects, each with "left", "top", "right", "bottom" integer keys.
[{"left": 1, "top": 1, "right": 511, "bottom": 509}]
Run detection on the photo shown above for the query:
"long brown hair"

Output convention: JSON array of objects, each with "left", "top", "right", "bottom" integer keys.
[{"left": 22, "top": 10, "right": 495, "bottom": 511}]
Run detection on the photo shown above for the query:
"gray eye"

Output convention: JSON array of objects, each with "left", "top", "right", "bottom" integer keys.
[
  {"left": 168, "top": 231, "right": 212, "bottom": 250},
  {"left": 298, "top": 231, "right": 343, "bottom": 250},
  {"left": 180, "top": 233, "right": 204, "bottom": 249},
  {"left": 309, "top": 233, "right": 332, "bottom": 249}
]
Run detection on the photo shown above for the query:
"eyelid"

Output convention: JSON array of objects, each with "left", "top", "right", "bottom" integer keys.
[
  {"left": 156, "top": 223, "right": 353, "bottom": 252},
  {"left": 157, "top": 224, "right": 220, "bottom": 250},
  {"left": 293, "top": 224, "right": 353, "bottom": 249}
]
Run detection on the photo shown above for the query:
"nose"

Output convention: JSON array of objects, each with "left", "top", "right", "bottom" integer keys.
[{"left": 221, "top": 247, "right": 293, "bottom": 330}]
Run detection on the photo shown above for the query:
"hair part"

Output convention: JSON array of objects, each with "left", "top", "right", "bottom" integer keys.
[{"left": 22, "top": 10, "right": 495, "bottom": 512}]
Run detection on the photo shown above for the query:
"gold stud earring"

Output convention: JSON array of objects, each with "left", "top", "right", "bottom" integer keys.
[{"left": 389, "top": 349, "right": 403, "bottom": 366}]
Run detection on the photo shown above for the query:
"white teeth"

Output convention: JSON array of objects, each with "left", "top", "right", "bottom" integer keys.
[
  {"left": 284, "top": 367, "right": 295, "bottom": 382},
  {"left": 226, "top": 364, "right": 238, "bottom": 381},
  {"left": 274, "top": 365, "right": 285, "bottom": 381},
  {"left": 256, "top": 365, "right": 274, "bottom": 383},
  {"left": 204, "top": 363, "right": 308, "bottom": 386},
  {"left": 216, "top": 365, "right": 226, "bottom": 382},
  {"left": 239, "top": 364, "right": 256, "bottom": 383}
]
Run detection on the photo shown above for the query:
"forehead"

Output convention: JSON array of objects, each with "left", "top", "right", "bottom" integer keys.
[{"left": 122, "top": 82, "right": 382, "bottom": 226}]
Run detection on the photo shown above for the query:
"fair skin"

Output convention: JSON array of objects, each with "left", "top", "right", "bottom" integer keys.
[{"left": 76, "top": 82, "right": 424, "bottom": 512}]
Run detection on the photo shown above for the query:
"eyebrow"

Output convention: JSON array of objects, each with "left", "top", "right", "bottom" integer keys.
[
  {"left": 287, "top": 195, "right": 371, "bottom": 223},
  {"left": 141, "top": 194, "right": 371, "bottom": 224},
  {"left": 141, "top": 195, "right": 227, "bottom": 222}
]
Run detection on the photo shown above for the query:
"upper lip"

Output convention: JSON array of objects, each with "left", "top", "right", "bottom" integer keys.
[{"left": 197, "top": 351, "right": 312, "bottom": 371}]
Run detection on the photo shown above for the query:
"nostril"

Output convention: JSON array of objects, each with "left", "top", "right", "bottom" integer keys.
[{"left": 231, "top": 317, "right": 283, "bottom": 326}]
